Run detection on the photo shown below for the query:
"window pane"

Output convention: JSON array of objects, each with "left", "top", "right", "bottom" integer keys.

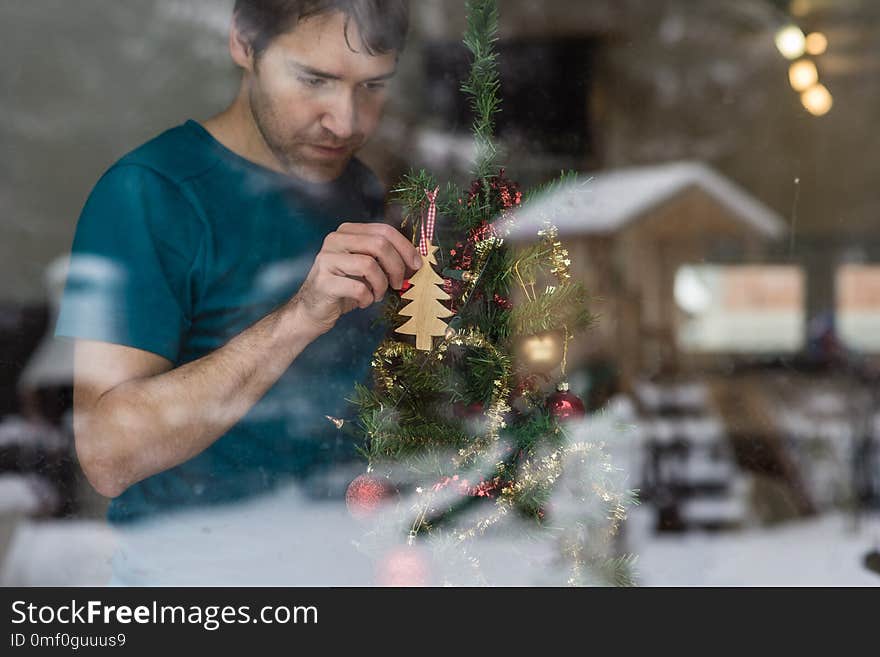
[
  {"left": 676, "top": 265, "right": 805, "bottom": 353},
  {"left": 837, "top": 265, "right": 880, "bottom": 352}
]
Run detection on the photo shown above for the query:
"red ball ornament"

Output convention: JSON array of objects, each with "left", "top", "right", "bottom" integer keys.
[
  {"left": 375, "top": 546, "right": 431, "bottom": 587},
  {"left": 345, "top": 475, "right": 396, "bottom": 519},
  {"left": 453, "top": 401, "right": 485, "bottom": 419},
  {"left": 547, "top": 383, "right": 586, "bottom": 422}
]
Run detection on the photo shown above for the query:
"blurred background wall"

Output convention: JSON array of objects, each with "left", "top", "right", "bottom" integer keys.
[
  {"left": 4, "top": 0, "right": 880, "bottom": 333},
  {"left": 2, "top": 0, "right": 879, "bottom": 585},
  {"left": 2, "top": 0, "right": 237, "bottom": 302}
]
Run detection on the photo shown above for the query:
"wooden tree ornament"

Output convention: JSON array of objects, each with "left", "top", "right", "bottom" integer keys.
[
  {"left": 396, "top": 243, "right": 453, "bottom": 350},
  {"left": 396, "top": 188, "right": 452, "bottom": 351}
]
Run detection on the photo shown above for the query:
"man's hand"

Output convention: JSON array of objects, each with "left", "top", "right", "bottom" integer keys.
[{"left": 291, "top": 222, "right": 423, "bottom": 335}]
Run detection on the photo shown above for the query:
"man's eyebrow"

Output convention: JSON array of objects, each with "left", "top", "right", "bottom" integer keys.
[
  {"left": 287, "top": 59, "right": 397, "bottom": 82},
  {"left": 364, "top": 69, "right": 398, "bottom": 82},
  {"left": 288, "top": 60, "right": 343, "bottom": 80}
]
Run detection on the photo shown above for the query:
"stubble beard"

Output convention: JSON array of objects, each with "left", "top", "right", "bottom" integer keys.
[{"left": 248, "top": 83, "right": 352, "bottom": 183}]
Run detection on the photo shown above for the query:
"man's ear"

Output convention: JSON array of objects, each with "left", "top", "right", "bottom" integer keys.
[{"left": 229, "top": 17, "right": 255, "bottom": 72}]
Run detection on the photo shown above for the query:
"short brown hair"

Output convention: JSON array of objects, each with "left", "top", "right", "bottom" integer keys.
[{"left": 233, "top": 0, "right": 410, "bottom": 58}]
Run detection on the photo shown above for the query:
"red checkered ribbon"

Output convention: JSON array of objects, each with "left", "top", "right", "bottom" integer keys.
[{"left": 420, "top": 187, "right": 440, "bottom": 256}]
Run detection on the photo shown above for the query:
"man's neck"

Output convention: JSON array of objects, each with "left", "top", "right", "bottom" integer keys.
[{"left": 202, "top": 86, "right": 287, "bottom": 175}]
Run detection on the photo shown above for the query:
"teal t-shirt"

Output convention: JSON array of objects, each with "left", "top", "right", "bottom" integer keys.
[{"left": 55, "top": 120, "right": 387, "bottom": 524}]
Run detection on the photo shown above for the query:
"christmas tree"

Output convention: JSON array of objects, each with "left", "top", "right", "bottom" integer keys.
[{"left": 337, "top": 0, "right": 637, "bottom": 586}]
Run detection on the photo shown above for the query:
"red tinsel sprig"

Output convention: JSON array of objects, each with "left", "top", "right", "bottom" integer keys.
[
  {"left": 467, "top": 169, "right": 523, "bottom": 212},
  {"left": 494, "top": 294, "right": 512, "bottom": 309},
  {"left": 431, "top": 474, "right": 502, "bottom": 499}
]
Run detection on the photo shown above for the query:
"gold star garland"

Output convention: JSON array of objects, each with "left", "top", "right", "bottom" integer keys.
[
  {"left": 453, "top": 234, "right": 505, "bottom": 314},
  {"left": 536, "top": 221, "right": 572, "bottom": 284}
]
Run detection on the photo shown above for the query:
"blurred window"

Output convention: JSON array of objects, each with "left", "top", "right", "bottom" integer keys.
[
  {"left": 836, "top": 265, "right": 880, "bottom": 353},
  {"left": 675, "top": 265, "right": 805, "bottom": 353},
  {"left": 424, "top": 38, "right": 596, "bottom": 157}
]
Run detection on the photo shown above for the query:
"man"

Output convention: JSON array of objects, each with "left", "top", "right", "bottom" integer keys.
[{"left": 55, "top": 0, "right": 418, "bottom": 530}]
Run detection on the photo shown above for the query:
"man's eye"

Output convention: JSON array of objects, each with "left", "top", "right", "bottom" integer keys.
[
  {"left": 300, "top": 76, "right": 326, "bottom": 88},
  {"left": 363, "top": 82, "right": 387, "bottom": 92}
]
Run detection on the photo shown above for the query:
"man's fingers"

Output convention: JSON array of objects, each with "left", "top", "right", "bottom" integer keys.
[
  {"left": 324, "top": 232, "right": 409, "bottom": 290},
  {"left": 324, "top": 275, "right": 374, "bottom": 310},
  {"left": 317, "top": 252, "right": 389, "bottom": 302},
  {"left": 337, "top": 223, "right": 423, "bottom": 272}
]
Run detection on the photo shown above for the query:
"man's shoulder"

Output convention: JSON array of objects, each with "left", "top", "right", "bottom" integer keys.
[{"left": 113, "top": 120, "right": 221, "bottom": 187}]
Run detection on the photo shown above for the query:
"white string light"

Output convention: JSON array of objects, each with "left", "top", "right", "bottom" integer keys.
[
  {"left": 775, "top": 24, "right": 807, "bottom": 60},
  {"left": 805, "top": 32, "right": 828, "bottom": 56},
  {"left": 789, "top": 60, "right": 819, "bottom": 92},
  {"left": 801, "top": 83, "right": 833, "bottom": 116}
]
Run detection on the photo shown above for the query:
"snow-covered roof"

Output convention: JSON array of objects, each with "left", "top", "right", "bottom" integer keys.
[{"left": 509, "top": 161, "right": 787, "bottom": 240}]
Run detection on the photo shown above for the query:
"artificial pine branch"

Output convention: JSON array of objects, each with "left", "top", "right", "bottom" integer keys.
[
  {"left": 391, "top": 169, "right": 438, "bottom": 238},
  {"left": 594, "top": 554, "right": 640, "bottom": 588},
  {"left": 367, "top": 422, "right": 473, "bottom": 459},
  {"left": 501, "top": 244, "right": 556, "bottom": 286},
  {"left": 522, "top": 170, "right": 584, "bottom": 205},
  {"left": 462, "top": 0, "right": 502, "bottom": 180},
  {"left": 508, "top": 282, "right": 596, "bottom": 336}
]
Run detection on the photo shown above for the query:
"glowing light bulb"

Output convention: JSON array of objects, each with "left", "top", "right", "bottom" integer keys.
[
  {"left": 801, "top": 83, "right": 833, "bottom": 116},
  {"left": 805, "top": 32, "right": 828, "bottom": 56},
  {"left": 515, "top": 332, "right": 563, "bottom": 374},
  {"left": 789, "top": 60, "right": 819, "bottom": 92},
  {"left": 775, "top": 25, "right": 806, "bottom": 60}
]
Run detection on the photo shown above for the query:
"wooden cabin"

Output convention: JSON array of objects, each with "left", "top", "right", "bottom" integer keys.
[{"left": 510, "top": 161, "right": 788, "bottom": 390}]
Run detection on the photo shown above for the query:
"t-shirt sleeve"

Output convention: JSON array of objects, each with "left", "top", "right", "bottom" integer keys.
[{"left": 55, "top": 164, "right": 205, "bottom": 362}]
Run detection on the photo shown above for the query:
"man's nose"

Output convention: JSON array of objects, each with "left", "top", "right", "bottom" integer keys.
[{"left": 320, "top": 91, "right": 357, "bottom": 141}]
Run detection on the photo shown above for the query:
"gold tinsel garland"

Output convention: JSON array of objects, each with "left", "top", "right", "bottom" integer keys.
[
  {"left": 369, "top": 329, "right": 512, "bottom": 470},
  {"left": 536, "top": 222, "right": 572, "bottom": 284}
]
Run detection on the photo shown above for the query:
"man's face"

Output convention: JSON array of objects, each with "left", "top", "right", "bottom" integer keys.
[{"left": 246, "top": 11, "right": 397, "bottom": 182}]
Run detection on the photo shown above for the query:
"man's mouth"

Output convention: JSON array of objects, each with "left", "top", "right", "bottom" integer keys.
[{"left": 308, "top": 144, "right": 351, "bottom": 158}]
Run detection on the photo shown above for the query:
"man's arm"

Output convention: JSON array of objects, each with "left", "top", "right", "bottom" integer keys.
[
  {"left": 75, "top": 222, "right": 423, "bottom": 498},
  {"left": 73, "top": 300, "right": 318, "bottom": 498}
]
